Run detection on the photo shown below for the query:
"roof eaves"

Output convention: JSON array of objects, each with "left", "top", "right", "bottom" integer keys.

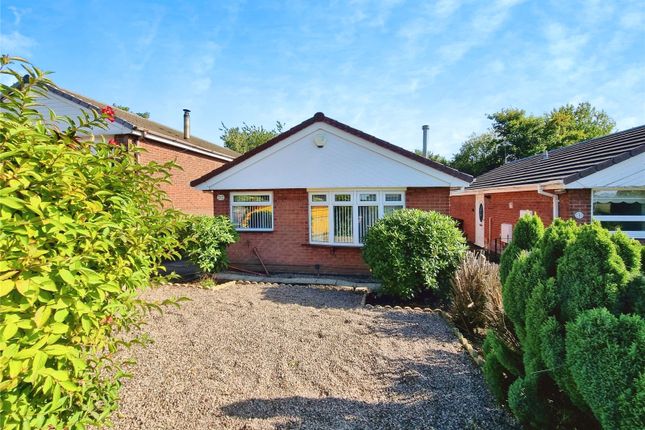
[
  {"left": 562, "top": 143, "right": 645, "bottom": 184},
  {"left": 190, "top": 112, "right": 473, "bottom": 187}
]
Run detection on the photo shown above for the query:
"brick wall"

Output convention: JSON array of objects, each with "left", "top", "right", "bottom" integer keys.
[
  {"left": 214, "top": 187, "right": 451, "bottom": 275},
  {"left": 137, "top": 139, "right": 226, "bottom": 215},
  {"left": 559, "top": 189, "right": 591, "bottom": 224},
  {"left": 449, "top": 189, "right": 593, "bottom": 250},
  {"left": 449, "top": 194, "right": 476, "bottom": 243}
]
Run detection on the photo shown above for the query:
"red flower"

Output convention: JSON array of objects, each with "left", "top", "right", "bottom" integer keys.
[
  {"left": 101, "top": 106, "right": 115, "bottom": 122},
  {"left": 108, "top": 138, "right": 118, "bottom": 146}
]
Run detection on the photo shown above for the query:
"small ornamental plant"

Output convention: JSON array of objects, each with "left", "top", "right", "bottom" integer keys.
[
  {"left": 179, "top": 215, "right": 239, "bottom": 274},
  {"left": 0, "top": 57, "right": 183, "bottom": 429}
]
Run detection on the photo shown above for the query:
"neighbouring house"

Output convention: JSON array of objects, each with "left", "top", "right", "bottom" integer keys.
[
  {"left": 191, "top": 112, "right": 472, "bottom": 275},
  {"left": 450, "top": 125, "right": 645, "bottom": 253},
  {"left": 34, "top": 83, "right": 239, "bottom": 215}
]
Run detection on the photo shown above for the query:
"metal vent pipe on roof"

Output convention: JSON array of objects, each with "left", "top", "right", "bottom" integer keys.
[
  {"left": 422, "top": 124, "right": 429, "bottom": 158},
  {"left": 183, "top": 109, "right": 191, "bottom": 139}
]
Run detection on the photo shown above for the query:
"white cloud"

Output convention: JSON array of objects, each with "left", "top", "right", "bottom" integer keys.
[{"left": 0, "top": 31, "right": 36, "bottom": 56}]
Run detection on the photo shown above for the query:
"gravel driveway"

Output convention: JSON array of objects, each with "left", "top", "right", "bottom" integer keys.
[{"left": 112, "top": 282, "right": 516, "bottom": 430}]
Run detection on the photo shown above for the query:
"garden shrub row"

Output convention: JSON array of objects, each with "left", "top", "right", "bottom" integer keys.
[
  {"left": 0, "top": 59, "right": 183, "bottom": 429},
  {"left": 483, "top": 214, "right": 644, "bottom": 429}
]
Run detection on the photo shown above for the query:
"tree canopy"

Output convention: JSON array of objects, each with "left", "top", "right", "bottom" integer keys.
[
  {"left": 220, "top": 121, "right": 284, "bottom": 154},
  {"left": 112, "top": 103, "right": 150, "bottom": 119},
  {"left": 449, "top": 102, "right": 615, "bottom": 176}
]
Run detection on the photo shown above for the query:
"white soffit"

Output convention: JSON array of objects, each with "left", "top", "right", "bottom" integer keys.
[
  {"left": 196, "top": 123, "right": 469, "bottom": 190},
  {"left": 566, "top": 151, "right": 645, "bottom": 189}
]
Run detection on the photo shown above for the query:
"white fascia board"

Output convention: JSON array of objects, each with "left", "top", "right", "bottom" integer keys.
[
  {"left": 130, "top": 129, "right": 234, "bottom": 162},
  {"left": 196, "top": 122, "right": 468, "bottom": 190},
  {"left": 565, "top": 152, "right": 645, "bottom": 189},
  {"left": 450, "top": 180, "right": 564, "bottom": 196}
]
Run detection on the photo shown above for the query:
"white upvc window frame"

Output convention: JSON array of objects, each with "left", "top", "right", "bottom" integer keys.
[
  {"left": 308, "top": 189, "right": 406, "bottom": 247},
  {"left": 591, "top": 188, "right": 645, "bottom": 239},
  {"left": 230, "top": 191, "right": 274, "bottom": 232}
]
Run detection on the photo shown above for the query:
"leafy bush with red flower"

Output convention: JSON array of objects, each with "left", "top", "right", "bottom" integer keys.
[{"left": 0, "top": 57, "right": 183, "bottom": 429}]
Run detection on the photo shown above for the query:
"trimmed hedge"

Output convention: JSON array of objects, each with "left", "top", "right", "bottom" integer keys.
[
  {"left": 362, "top": 209, "right": 466, "bottom": 302},
  {"left": 483, "top": 216, "right": 644, "bottom": 429}
]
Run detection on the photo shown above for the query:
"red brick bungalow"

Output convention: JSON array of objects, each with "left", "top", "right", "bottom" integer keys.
[
  {"left": 35, "top": 84, "right": 239, "bottom": 215},
  {"left": 450, "top": 125, "right": 645, "bottom": 252},
  {"left": 191, "top": 112, "right": 472, "bottom": 275}
]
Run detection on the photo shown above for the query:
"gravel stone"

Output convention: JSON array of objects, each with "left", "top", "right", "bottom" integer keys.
[{"left": 112, "top": 283, "right": 517, "bottom": 430}]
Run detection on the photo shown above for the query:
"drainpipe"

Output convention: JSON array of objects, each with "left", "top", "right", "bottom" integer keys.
[{"left": 537, "top": 184, "right": 559, "bottom": 220}]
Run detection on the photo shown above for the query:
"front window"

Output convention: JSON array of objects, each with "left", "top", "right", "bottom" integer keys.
[
  {"left": 230, "top": 192, "right": 273, "bottom": 231},
  {"left": 592, "top": 189, "right": 645, "bottom": 239},
  {"left": 309, "top": 190, "right": 405, "bottom": 246}
]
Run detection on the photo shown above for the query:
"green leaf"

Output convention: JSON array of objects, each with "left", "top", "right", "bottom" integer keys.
[
  {"left": 0, "top": 196, "right": 24, "bottom": 210},
  {"left": 59, "top": 380, "right": 79, "bottom": 392},
  {"left": 9, "top": 359, "right": 23, "bottom": 378},
  {"left": 39, "top": 367, "right": 69, "bottom": 381},
  {"left": 49, "top": 323, "right": 69, "bottom": 334},
  {"left": 58, "top": 269, "right": 75, "bottom": 286},
  {"left": 0, "top": 280, "right": 14, "bottom": 297},
  {"left": 31, "top": 351, "right": 48, "bottom": 374},
  {"left": 34, "top": 306, "right": 52, "bottom": 328},
  {"left": 53, "top": 309, "right": 69, "bottom": 322},
  {"left": 2, "top": 323, "right": 18, "bottom": 341}
]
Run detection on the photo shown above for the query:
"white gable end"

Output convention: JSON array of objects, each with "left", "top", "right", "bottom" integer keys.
[
  {"left": 196, "top": 123, "right": 469, "bottom": 190},
  {"left": 566, "top": 151, "right": 645, "bottom": 189}
]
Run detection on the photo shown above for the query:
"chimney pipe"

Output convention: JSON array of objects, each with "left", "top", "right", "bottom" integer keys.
[
  {"left": 422, "top": 124, "right": 429, "bottom": 158},
  {"left": 183, "top": 109, "right": 191, "bottom": 139}
]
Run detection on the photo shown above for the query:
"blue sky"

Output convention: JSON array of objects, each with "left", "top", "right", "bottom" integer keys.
[{"left": 1, "top": 0, "right": 644, "bottom": 156}]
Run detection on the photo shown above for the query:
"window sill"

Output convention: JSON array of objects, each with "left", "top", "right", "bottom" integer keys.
[
  {"left": 236, "top": 229, "right": 274, "bottom": 233},
  {"left": 304, "top": 242, "right": 363, "bottom": 249}
]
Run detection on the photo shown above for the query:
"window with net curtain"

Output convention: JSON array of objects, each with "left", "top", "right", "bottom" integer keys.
[
  {"left": 309, "top": 190, "right": 405, "bottom": 246},
  {"left": 230, "top": 192, "right": 273, "bottom": 231},
  {"left": 592, "top": 189, "right": 645, "bottom": 238}
]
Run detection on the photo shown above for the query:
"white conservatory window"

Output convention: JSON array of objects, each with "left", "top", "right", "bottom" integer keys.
[
  {"left": 591, "top": 189, "right": 645, "bottom": 239},
  {"left": 230, "top": 192, "right": 273, "bottom": 231},
  {"left": 308, "top": 190, "right": 405, "bottom": 246}
]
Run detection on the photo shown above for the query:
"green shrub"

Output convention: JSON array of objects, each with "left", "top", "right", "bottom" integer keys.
[
  {"left": 557, "top": 222, "right": 629, "bottom": 321},
  {"left": 483, "top": 330, "right": 521, "bottom": 403},
  {"left": 566, "top": 308, "right": 645, "bottom": 430},
  {"left": 610, "top": 230, "right": 642, "bottom": 276},
  {"left": 180, "top": 215, "right": 239, "bottom": 273},
  {"left": 523, "top": 279, "right": 557, "bottom": 374},
  {"left": 449, "top": 251, "right": 503, "bottom": 335},
  {"left": 539, "top": 218, "right": 578, "bottom": 277},
  {"left": 362, "top": 209, "right": 466, "bottom": 301},
  {"left": 616, "top": 275, "right": 645, "bottom": 317},
  {"left": 502, "top": 249, "right": 544, "bottom": 342},
  {"left": 0, "top": 59, "right": 181, "bottom": 429},
  {"left": 483, "top": 215, "right": 642, "bottom": 429},
  {"left": 499, "top": 214, "right": 544, "bottom": 283}
]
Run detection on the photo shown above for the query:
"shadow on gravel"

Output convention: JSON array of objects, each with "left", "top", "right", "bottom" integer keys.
[
  {"left": 260, "top": 284, "right": 363, "bottom": 310},
  {"left": 220, "top": 393, "right": 516, "bottom": 430},
  {"left": 372, "top": 310, "right": 451, "bottom": 340}
]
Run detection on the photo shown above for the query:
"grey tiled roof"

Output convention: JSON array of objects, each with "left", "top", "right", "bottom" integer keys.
[
  {"left": 47, "top": 85, "right": 239, "bottom": 159},
  {"left": 467, "top": 125, "right": 645, "bottom": 190}
]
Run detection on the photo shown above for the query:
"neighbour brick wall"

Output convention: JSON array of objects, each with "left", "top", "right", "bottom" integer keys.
[
  {"left": 448, "top": 189, "right": 593, "bottom": 250},
  {"left": 214, "top": 187, "right": 451, "bottom": 275},
  {"left": 449, "top": 194, "right": 476, "bottom": 243},
  {"left": 559, "top": 189, "right": 592, "bottom": 224},
  {"left": 137, "top": 139, "right": 226, "bottom": 215}
]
